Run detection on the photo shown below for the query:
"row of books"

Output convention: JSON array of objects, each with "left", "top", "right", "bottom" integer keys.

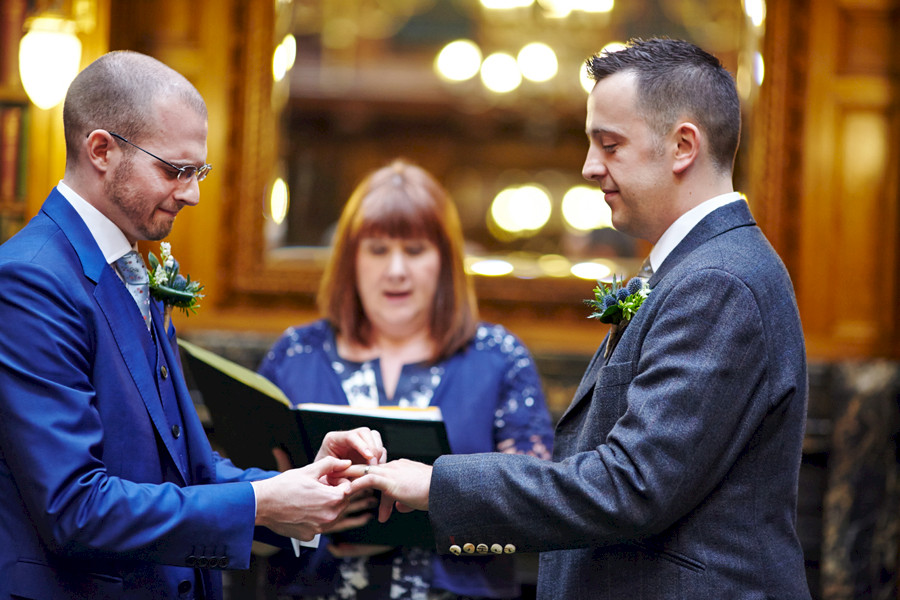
[{"left": 178, "top": 339, "right": 452, "bottom": 547}]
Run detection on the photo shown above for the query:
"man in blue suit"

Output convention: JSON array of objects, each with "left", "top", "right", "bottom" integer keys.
[
  {"left": 353, "top": 38, "right": 811, "bottom": 598},
  {"left": 0, "top": 51, "right": 384, "bottom": 599}
]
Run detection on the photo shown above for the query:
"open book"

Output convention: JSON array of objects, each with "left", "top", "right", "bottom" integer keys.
[{"left": 177, "top": 338, "right": 450, "bottom": 546}]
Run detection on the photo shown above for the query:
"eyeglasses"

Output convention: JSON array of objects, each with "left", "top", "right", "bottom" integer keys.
[{"left": 108, "top": 131, "right": 212, "bottom": 183}]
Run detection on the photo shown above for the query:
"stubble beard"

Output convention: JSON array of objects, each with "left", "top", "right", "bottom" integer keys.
[{"left": 104, "top": 157, "right": 177, "bottom": 242}]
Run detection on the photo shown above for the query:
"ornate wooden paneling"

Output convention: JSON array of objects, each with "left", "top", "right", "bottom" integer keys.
[{"left": 798, "top": 0, "right": 900, "bottom": 359}]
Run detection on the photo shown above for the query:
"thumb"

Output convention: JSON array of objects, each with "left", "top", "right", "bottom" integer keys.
[{"left": 307, "top": 456, "right": 350, "bottom": 478}]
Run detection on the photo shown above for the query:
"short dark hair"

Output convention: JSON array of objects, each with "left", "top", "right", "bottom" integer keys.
[
  {"left": 318, "top": 159, "right": 478, "bottom": 361},
  {"left": 586, "top": 38, "right": 741, "bottom": 174},
  {"left": 63, "top": 50, "right": 207, "bottom": 163}
]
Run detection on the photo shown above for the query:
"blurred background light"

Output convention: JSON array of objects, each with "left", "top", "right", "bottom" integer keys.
[
  {"left": 469, "top": 258, "right": 515, "bottom": 276},
  {"left": 435, "top": 39, "right": 483, "bottom": 82},
  {"left": 18, "top": 17, "right": 82, "bottom": 110},
  {"left": 517, "top": 42, "right": 558, "bottom": 82},
  {"left": 570, "top": 261, "right": 612, "bottom": 280},
  {"left": 562, "top": 185, "right": 611, "bottom": 231},
  {"left": 490, "top": 184, "right": 552, "bottom": 233},
  {"left": 269, "top": 177, "right": 290, "bottom": 225},
  {"left": 480, "top": 0, "right": 534, "bottom": 8},
  {"left": 743, "top": 0, "right": 766, "bottom": 27},
  {"left": 481, "top": 52, "right": 522, "bottom": 93}
]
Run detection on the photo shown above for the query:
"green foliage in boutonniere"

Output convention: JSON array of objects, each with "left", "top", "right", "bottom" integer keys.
[
  {"left": 585, "top": 275, "right": 651, "bottom": 325},
  {"left": 148, "top": 242, "right": 204, "bottom": 317}
]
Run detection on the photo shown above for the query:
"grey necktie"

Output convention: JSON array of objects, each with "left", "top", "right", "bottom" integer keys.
[
  {"left": 114, "top": 251, "right": 151, "bottom": 329},
  {"left": 637, "top": 256, "right": 654, "bottom": 281}
]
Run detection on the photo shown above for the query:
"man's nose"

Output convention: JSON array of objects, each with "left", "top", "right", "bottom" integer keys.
[
  {"left": 582, "top": 147, "right": 606, "bottom": 182},
  {"left": 174, "top": 179, "right": 200, "bottom": 206}
]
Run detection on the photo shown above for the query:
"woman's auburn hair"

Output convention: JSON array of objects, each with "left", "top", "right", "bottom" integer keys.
[{"left": 317, "top": 159, "right": 479, "bottom": 361}]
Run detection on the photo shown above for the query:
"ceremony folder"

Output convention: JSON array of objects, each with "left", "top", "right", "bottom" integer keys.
[{"left": 177, "top": 338, "right": 451, "bottom": 547}]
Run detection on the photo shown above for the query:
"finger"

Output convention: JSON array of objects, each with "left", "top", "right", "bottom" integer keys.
[
  {"left": 377, "top": 492, "right": 396, "bottom": 523},
  {"left": 271, "top": 447, "right": 292, "bottom": 472},
  {"left": 369, "top": 430, "right": 387, "bottom": 464},
  {"left": 307, "top": 456, "right": 351, "bottom": 477}
]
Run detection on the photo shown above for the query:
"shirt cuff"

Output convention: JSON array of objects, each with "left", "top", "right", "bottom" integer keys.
[{"left": 292, "top": 535, "right": 321, "bottom": 556}]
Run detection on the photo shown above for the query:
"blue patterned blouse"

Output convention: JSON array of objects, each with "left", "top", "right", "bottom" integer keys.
[{"left": 258, "top": 320, "right": 553, "bottom": 599}]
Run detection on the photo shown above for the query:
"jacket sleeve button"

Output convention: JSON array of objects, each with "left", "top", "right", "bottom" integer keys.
[
  {"left": 449, "top": 545, "right": 461, "bottom": 556},
  {"left": 504, "top": 544, "right": 516, "bottom": 554},
  {"left": 491, "top": 543, "right": 503, "bottom": 554},
  {"left": 462, "top": 543, "right": 475, "bottom": 554},
  {"left": 476, "top": 543, "right": 489, "bottom": 554}
]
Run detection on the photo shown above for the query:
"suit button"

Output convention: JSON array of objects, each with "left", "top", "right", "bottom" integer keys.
[
  {"left": 197, "top": 556, "right": 209, "bottom": 567},
  {"left": 504, "top": 544, "right": 516, "bottom": 554},
  {"left": 186, "top": 555, "right": 197, "bottom": 567},
  {"left": 476, "top": 543, "right": 489, "bottom": 554},
  {"left": 161, "top": 365, "right": 168, "bottom": 379},
  {"left": 462, "top": 543, "right": 475, "bottom": 554},
  {"left": 177, "top": 580, "right": 192, "bottom": 594},
  {"left": 449, "top": 545, "right": 461, "bottom": 556},
  {"left": 491, "top": 544, "right": 503, "bottom": 554},
  {"left": 217, "top": 556, "right": 229, "bottom": 568},
  {"left": 172, "top": 424, "right": 181, "bottom": 439}
]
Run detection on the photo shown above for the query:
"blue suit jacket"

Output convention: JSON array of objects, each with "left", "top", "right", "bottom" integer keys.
[
  {"left": 429, "top": 201, "right": 811, "bottom": 599},
  {"left": 0, "top": 190, "right": 273, "bottom": 599}
]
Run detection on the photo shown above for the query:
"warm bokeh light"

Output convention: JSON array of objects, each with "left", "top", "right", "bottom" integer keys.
[
  {"left": 576, "top": 0, "right": 614, "bottom": 13},
  {"left": 537, "top": 254, "right": 572, "bottom": 277},
  {"left": 517, "top": 42, "right": 558, "bottom": 82},
  {"left": 743, "top": 0, "right": 766, "bottom": 27},
  {"left": 570, "top": 261, "right": 612, "bottom": 281},
  {"left": 579, "top": 61, "right": 594, "bottom": 94},
  {"left": 18, "top": 17, "right": 82, "bottom": 110},
  {"left": 754, "top": 51, "right": 765, "bottom": 86},
  {"left": 272, "top": 35, "right": 297, "bottom": 82},
  {"left": 601, "top": 41, "right": 628, "bottom": 55},
  {"left": 562, "top": 185, "right": 611, "bottom": 231},
  {"left": 490, "top": 184, "right": 552, "bottom": 233},
  {"left": 469, "top": 259, "right": 515, "bottom": 276},
  {"left": 435, "top": 40, "right": 483, "bottom": 82},
  {"left": 269, "top": 178, "right": 290, "bottom": 225},
  {"left": 580, "top": 42, "right": 625, "bottom": 94},
  {"left": 480, "top": 0, "right": 534, "bottom": 8},
  {"left": 481, "top": 52, "right": 522, "bottom": 93}
]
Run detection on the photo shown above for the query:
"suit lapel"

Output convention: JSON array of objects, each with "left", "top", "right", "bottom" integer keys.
[
  {"left": 556, "top": 200, "right": 757, "bottom": 428},
  {"left": 43, "top": 191, "right": 189, "bottom": 485}
]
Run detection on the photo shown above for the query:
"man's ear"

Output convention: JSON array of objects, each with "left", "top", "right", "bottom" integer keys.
[
  {"left": 672, "top": 122, "right": 700, "bottom": 174},
  {"left": 84, "top": 130, "right": 116, "bottom": 174}
]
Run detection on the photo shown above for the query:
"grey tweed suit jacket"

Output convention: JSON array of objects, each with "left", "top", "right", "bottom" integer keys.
[{"left": 429, "top": 200, "right": 811, "bottom": 599}]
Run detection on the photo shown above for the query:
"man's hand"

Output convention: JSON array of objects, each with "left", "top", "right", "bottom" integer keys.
[
  {"left": 252, "top": 457, "right": 354, "bottom": 540},
  {"left": 347, "top": 459, "right": 432, "bottom": 523},
  {"left": 316, "top": 427, "right": 387, "bottom": 466}
]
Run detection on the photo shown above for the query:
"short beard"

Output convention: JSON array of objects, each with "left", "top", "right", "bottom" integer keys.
[{"left": 103, "top": 155, "right": 175, "bottom": 241}]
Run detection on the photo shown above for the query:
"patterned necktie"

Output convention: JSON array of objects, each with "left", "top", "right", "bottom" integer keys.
[
  {"left": 637, "top": 256, "right": 654, "bottom": 281},
  {"left": 114, "top": 251, "right": 151, "bottom": 329}
]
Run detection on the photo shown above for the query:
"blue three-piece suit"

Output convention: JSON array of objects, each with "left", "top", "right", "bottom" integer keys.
[{"left": 0, "top": 190, "right": 274, "bottom": 599}]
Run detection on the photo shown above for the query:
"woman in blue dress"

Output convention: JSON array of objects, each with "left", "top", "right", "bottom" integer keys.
[{"left": 258, "top": 159, "right": 553, "bottom": 600}]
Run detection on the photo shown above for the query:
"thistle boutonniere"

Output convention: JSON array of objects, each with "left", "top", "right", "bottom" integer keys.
[
  {"left": 148, "top": 242, "right": 204, "bottom": 330},
  {"left": 584, "top": 275, "right": 651, "bottom": 358}
]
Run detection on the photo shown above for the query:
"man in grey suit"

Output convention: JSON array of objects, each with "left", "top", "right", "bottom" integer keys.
[{"left": 352, "top": 38, "right": 810, "bottom": 598}]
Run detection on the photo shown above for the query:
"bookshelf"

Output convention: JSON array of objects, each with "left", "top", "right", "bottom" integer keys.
[{"left": 0, "top": 0, "right": 27, "bottom": 243}]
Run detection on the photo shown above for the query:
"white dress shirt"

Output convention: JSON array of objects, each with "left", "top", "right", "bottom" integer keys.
[{"left": 648, "top": 192, "right": 744, "bottom": 273}]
